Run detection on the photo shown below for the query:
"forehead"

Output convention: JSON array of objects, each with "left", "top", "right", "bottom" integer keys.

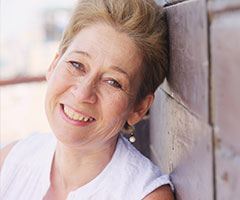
[{"left": 65, "top": 23, "right": 143, "bottom": 75}]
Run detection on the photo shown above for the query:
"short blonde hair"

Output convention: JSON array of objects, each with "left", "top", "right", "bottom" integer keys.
[{"left": 59, "top": 0, "right": 168, "bottom": 103}]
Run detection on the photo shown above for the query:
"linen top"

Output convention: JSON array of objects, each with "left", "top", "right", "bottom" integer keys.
[{"left": 0, "top": 133, "right": 173, "bottom": 200}]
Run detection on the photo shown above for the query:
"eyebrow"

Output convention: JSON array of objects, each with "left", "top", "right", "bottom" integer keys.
[
  {"left": 70, "top": 50, "right": 130, "bottom": 79},
  {"left": 70, "top": 50, "right": 91, "bottom": 58},
  {"left": 111, "top": 66, "right": 130, "bottom": 80}
]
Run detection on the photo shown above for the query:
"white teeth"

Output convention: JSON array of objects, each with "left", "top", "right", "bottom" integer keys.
[
  {"left": 63, "top": 105, "right": 94, "bottom": 122},
  {"left": 78, "top": 116, "right": 84, "bottom": 121},
  {"left": 73, "top": 114, "right": 79, "bottom": 120}
]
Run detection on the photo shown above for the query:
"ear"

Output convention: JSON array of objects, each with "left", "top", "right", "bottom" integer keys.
[
  {"left": 46, "top": 53, "right": 61, "bottom": 81},
  {"left": 127, "top": 94, "right": 154, "bottom": 126}
]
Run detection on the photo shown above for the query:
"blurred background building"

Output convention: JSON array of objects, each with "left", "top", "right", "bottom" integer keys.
[{"left": 0, "top": 0, "right": 75, "bottom": 145}]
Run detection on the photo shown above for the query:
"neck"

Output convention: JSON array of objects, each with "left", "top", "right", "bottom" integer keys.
[{"left": 51, "top": 136, "right": 118, "bottom": 193}]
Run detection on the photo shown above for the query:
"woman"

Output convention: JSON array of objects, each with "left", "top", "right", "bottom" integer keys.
[{"left": 0, "top": 0, "right": 174, "bottom": 199}]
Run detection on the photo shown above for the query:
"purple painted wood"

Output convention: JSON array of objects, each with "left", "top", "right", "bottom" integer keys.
[
  {"left": 150, "top": 88, "right": 213, "bottom": 200},
  {"left": 211, "top": 10, "right": 240, "bottom": 200},
  {"left": 165, "top": 0, "right": 209, "bottom": 121}
]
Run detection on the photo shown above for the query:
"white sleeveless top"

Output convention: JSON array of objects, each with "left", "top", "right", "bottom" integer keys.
[{"left": 0, "top": 133, "right": 173, "bottom": 200}]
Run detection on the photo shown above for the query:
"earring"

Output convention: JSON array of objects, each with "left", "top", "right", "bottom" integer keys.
[
  {"left": 129, "top": 131, "right": 136, "bottom": 143},
  {"left": 127, "top": 123, "right": 136, "bottom": 143},
  {"left": 122, "top": 122, "right": 136, "bottom": 143}
]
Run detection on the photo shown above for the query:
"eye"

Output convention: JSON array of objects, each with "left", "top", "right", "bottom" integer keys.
[
  {"left": 106, "top": 79, "right": 122, "bottom": 89},
  {"left": 69, "top": 61, "right": 85, "bottom": 71}
]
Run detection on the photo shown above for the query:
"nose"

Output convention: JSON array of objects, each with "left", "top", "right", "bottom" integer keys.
[{"left": 70, "top": 78, "right": 97, "bottom": 104}]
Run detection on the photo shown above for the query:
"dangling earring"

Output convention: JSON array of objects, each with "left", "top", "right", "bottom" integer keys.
[
  {"left": 122, "top": 122, "right": 136, "bottom": 143},
  {"left": 127, "top": 123, "right": 136, "bottom": 143},
  {"left": 129, "top": 131, "right": 136, "bottom": 143}
]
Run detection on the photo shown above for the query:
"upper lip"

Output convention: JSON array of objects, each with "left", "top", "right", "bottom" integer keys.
[{"left": 61, "top": 103, "right": 96, "bottom": 120}]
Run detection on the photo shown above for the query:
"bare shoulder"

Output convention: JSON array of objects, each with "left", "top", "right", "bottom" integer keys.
[
  {"left": 0, "top": 141, "right": 18, "bottom": 169},
  {"left": 143, "top": 185, "right": 175, "bottom": 200}
]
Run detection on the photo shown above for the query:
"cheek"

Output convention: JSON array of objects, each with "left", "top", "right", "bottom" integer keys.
[
  {"left": 103, "top": 92, "right": 131, "bottom": 119},
  {"left": 98, "top": 95, "right": 130, "bottom": 136},
  {"left": 46, "top": 66, "right": 71, "bottom": 99},
  {"left": 45, "top": 68, "right": 72, "bottom": 117}
]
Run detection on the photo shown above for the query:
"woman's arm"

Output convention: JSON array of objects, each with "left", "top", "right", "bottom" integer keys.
[
  {"left": 0, "top": 141, "right": 18, "bottom": 169},
  {"left": 143, "top": 185, "right": 174, "bottom": 200}
]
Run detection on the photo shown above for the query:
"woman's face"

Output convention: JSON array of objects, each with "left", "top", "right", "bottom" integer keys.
[{"left": 45, "top": 22, "right": 146, "bottom": 148}]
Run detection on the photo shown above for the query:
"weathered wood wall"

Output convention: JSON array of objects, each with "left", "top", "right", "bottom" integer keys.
[
  {"left": 149, "top": 0, "right": 240, "bottom": 199},
  {"left": 210, "top": 1, "right": 240, "bottom": 199}
]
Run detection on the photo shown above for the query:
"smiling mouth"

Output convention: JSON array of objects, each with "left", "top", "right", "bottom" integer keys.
[{"left": 61, "top": 104, "right": 95, "bottom": 122}]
